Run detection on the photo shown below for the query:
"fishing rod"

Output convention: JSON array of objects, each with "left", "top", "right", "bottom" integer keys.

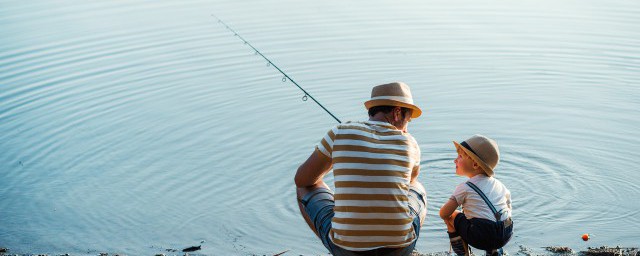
[{"left": 212, "top": 14, "right": 342, "bottom": 123}]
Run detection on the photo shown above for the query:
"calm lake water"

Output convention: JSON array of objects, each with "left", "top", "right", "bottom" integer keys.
[{"left": 1, "top": 0, "right": 639, "bottom": 255}]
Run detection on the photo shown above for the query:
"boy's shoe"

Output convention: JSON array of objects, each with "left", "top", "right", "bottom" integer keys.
[
  {"left": 448, "top": 232, "right": 470, "bottom": 256},
  {"left": 485, "top": 248, "right": 503, "bottom": 256}
]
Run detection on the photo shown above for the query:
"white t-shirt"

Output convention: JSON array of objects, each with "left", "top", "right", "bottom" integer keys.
[{"left": 450, "top": 174, "right": 512, "bottom": 221}]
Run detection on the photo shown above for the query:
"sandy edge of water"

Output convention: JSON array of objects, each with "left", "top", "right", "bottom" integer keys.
[
  {"left": 0, "top": 245, "right": 638, "bottom": 256},
  {"left": 0, "top": 245, "right": 640, "bottom": 256},
  {"left": 412, "top": 245, "right": 639, "bottom": 256}
]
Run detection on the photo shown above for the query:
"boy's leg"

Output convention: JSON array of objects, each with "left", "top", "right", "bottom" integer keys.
[
  {"left": 444, "top": 210, "right": 461, "bottom": 232},
  {"left": 449, "top": 233, "right": 470, "bottom": 256},
  {"left": 484, "top": 218, "right": 513, "bottom": 256},
  {"left": 485, "top": 248, "right": 503, "bottom": 256},
  {"left": 448, "top": 212, "right": 470, "bottom": 256}
]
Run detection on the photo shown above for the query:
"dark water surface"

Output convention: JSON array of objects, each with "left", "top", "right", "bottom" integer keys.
[{"left": 1, "top": 0, "right": 639, "bottom": 255}]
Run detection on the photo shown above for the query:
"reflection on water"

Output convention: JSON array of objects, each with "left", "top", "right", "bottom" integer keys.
[{"left": 1, "top": 0, "right": 639, "bottom": 255}]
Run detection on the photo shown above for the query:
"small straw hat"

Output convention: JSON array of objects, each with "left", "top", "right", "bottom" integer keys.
[
  {"left": 364, "top": 82, "right": 422, "bottom": 118},
  {"left": 453, "top": 134, "right": 500, "bottom": 176}
]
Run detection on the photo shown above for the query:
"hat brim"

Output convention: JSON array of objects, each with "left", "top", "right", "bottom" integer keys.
[
  {"left": 453, "top": 141, "right": 494, "bottom": 176},
  {"left": 364, "top": 99, "right": 422, "bottom": 118}
]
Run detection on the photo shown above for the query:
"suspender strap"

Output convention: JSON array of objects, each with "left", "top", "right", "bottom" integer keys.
[{"left": 466, "top": 181, "right": 502, "bottom": 221}]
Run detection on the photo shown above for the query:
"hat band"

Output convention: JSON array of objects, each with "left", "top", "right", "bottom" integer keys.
[
  {"left": 460, "top": 141, "right": 479, "bottom": 157},
  {"left": 370, "top": 95, "right": 414, "bottom": 104}
]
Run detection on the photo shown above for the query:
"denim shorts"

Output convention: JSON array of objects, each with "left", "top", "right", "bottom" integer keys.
[
  {"left": 300, "top": 185, "right": 427, "bottom": 256},
  {"left": 454, "top": 213, "right": 513, "bottom": 251}
]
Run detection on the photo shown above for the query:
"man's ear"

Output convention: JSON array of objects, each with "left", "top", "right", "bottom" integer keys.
[{"left": 394, "top": 107, "right": 402, "bottom": 121}]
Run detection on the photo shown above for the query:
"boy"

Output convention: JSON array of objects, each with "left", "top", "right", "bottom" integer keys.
[{"left": 439, "top": 135, "right": 513, "bottom": 256}]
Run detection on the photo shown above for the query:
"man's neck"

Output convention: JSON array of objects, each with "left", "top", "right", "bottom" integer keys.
[
  {"left": 369, "top": 115, "right": 402, "bottom": 131},
  {"left": 369, "top": 114, "right": 389, "bottom": 123}
]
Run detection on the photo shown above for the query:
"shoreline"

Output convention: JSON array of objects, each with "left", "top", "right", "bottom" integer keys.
[
  {"left": 1, "top": 245, "right": 638, "bottom": 256},
  {"left": 413, "top": 246, "right": 639, "bottom": 256}
]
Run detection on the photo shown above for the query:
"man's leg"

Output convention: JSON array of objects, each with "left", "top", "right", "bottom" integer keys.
[
  {"left": 393, "top": 181, "right": 427, "bottom": 256},
  {"left": 296, "top": 181, "right": 329, "bottom": 238},
  {"left": 409, "top": 180, "right": 427, "bottom": 226}
]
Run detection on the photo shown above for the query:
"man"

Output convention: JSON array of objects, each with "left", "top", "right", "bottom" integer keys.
[{"left": 295, "top": 82, "right": 427, "bottom": 256}]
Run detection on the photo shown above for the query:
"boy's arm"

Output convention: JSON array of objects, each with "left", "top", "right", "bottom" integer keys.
[
  {"left": 294, "top": 149, "right": 333, "bottom": 188},
  {"left": 439, "top": 198, "right": 459, "bottom": 220}
]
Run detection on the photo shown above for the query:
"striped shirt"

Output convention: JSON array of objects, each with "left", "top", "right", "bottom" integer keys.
[{"left": 316, "top": 120, "right": 421, "bottom": 251}]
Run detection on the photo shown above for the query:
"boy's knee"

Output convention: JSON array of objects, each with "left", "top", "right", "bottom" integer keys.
[
  {"left": 442, "top": 211, "right": 460, "bottom": 222},
  {"left": 442, "top": 214, "right": 453, "bottom": 223}
]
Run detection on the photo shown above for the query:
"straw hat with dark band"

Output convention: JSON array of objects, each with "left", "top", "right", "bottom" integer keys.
[
  {"left": 364, "top": 82, "right": 422, "bottom": 118},
  {"left": 453, "top": 134, "right": 500, "bottom": 176}
]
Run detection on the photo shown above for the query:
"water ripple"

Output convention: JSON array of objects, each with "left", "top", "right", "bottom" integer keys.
[{"left": 1, "top": 0, "right": 639, "bottom": 254}]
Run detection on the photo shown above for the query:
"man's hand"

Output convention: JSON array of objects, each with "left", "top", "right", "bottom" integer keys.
[{"left": 294, "top": 149, "right": 333, "bottom": 188}]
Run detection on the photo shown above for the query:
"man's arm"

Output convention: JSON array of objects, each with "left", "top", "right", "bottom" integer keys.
[{"left": 294, "top": 149, "right": 333, "bottom": 188}]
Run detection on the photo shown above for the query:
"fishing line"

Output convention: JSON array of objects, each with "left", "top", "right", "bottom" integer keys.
[{"left": 212, "top": 14, "right": 342, "bottom": 123}]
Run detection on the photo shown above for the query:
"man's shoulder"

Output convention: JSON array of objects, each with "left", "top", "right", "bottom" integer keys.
[
  {"left": 405, "top": 133, "right": 419, "bottom": 144},
  {"left": 332, "top": 121, "right": 366, "bottom": 134},
  {"left": 328, "top": 120, "right": 366, "bottom": 129},
  {"left": 336, "top": 121, "right": 398, "bottom": 134},
  {"left": 337, "top": 121, "right": 366, "bottom": 128}
]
